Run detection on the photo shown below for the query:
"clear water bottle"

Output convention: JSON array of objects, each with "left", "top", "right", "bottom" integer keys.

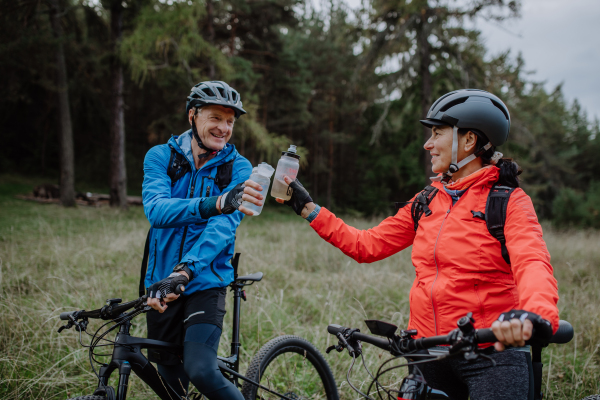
[
  {"left": 271, "top": 145, "right": 300, "bottom": 200},
  {"left": 242, "top": 162, "right": 274, "bottom": 216}
]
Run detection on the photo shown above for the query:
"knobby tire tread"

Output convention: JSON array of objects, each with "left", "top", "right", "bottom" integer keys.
[
  {"left": 241, "top": 335, "right": 338, "bottom": 400},
  {"left": 66, "top": 396, "right": 106, "bottom": 400}
]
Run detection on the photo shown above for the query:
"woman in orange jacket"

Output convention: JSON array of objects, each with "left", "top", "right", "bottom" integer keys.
[{"left": 277, "top": 89, "right": 559, "bottom": 400}]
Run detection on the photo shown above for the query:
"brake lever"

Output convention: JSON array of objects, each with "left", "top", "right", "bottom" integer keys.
[
  {"left": 326, "top": 344, "right": 344, "bottom": 354},
  {"left": 58, "top": 315, "right": 85, "bottom": 333}
]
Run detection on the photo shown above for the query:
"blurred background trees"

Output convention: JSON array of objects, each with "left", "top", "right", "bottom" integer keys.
[{"left": 1, "top": 0, "right": 598, "bottom": 227}]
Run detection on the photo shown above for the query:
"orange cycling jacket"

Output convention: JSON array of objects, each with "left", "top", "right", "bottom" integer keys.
[{"left": 310, "top": 166, "right": 559, "bottom": 337}]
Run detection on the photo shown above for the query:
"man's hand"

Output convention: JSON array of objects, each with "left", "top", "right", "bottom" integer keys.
[
  {"left": 217, "top": 179, "right": 264, "bottom": 215},
  {"left": 275, "top": 176, "right": 315, "bottom": 218},
  {"left": 147, "top": 272, "right": 189, "bottom": 313},
  {"left": 491, "top": 310, "right": 552, "bottom": 351}
]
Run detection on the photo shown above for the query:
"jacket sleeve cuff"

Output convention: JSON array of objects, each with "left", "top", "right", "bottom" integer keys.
[{"left": 305, "top": 204, "right": 321, "bottom": 222}]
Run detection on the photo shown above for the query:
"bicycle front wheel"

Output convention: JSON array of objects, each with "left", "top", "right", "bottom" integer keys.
[{"left": 241, "top": 335, "right": 339, "bottom": 400}]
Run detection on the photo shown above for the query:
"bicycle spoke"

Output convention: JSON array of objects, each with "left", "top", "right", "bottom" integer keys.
[{"left": 256, "top": 351, "right": 326, "bottom": 400}]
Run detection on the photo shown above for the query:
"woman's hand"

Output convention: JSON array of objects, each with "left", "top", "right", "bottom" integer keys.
[
  {"left": 218, "top": 179, "right": 264, "bottom": 216},
  {"left": 491, "top": 310, "right": 552, "bottom": 351},
  {"left": 275, "top": 176, "right": 315, "bottom": 218},
  {"left": 491, "top": 318, "right": 533, "bottom": 351}
]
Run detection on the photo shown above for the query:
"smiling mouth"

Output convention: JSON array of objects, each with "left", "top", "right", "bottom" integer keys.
[{"left": 210, "top": 132, "right": 226, "bottom": 139}]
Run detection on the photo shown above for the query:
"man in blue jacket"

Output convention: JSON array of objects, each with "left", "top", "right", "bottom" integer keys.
[{"left": 142, "top": 81, "right": 262, "bottom": 400}]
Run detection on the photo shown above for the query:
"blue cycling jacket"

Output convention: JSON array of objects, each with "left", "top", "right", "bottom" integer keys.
[{"left": 142, "top": 130, "right": 252, "bottom": 294}]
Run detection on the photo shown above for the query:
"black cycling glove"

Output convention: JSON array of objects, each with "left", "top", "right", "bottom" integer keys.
[
  {"left": 148, "top": 273, "right": 189, "bottom": 299},
  {"left": 497, "top": 309, "right": 553, "bottom": 343},
  {"left": 220, "top": 182, "right": 245, "bottom": 214},
  {"left": 284, "top": 179, "right": 313, "bottom": 215}
]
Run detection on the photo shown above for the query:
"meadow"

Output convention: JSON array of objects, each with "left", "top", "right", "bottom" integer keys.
[{"left": 1, "top": 174, "right": 600, "bottom": 400}]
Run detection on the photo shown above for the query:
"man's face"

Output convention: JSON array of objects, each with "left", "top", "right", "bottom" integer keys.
[{"left": 189, "top": 105, "right": 235, "bottom": 151}]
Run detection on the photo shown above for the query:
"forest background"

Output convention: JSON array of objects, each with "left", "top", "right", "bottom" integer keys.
[{"left": 2, "top": 0, "right": 600, "bottom": 224}]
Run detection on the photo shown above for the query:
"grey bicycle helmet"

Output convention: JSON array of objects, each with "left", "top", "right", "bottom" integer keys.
[
  {"left": 420, "top": 89, "right": 510, "bottom": 182},
  {"left": 186, "top": 81, "right": 246, "bottom": 158},
  {"left": 186, "top": 80, "right": 246, "bottom": 118}
]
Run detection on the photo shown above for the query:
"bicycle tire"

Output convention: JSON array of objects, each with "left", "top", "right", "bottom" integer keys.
[
  {"left": 241, "top": 335, "right": 339, "bottom": 400},
  {"left": 66, "top": 396, "right": 105, "bottom": 400},
  {"left": 581, "top": 396, "right": 600, "bottom": 400}
]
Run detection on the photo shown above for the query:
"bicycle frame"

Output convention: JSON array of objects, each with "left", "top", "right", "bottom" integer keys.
[{"left": 92, "top": 274, "right": 292, "bottom": 400}]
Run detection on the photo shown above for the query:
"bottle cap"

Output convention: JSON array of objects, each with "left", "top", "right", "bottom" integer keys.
[
  {"left": 281, "top": 144, "right": 300, "bottom": 159},
  {"left": 257, "top": 162, "right": 275, "bottom": 178}
]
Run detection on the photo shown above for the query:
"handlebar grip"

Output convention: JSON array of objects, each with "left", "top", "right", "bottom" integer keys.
[
  {"left": 60, "top": 311, "right": 76, "bottom": 321},
  {"left": 475, "top": 328, "right": 497, "bottom": 344},
  {"left": 174, "top": 284, "right": 185, "bottom": 295},
  {"left": 327, "top": 324, "right": 345, "bottom": 335},
  {"left": 550, "top": 320, "right": 574, "bottom": 344}
]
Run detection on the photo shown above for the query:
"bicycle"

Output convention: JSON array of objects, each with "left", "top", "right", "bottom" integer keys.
[
  {"left": 57, "top": 255, "right": 339, "bottom": 400},
  {"left": 325, "top": 313, "right": 575, "bottom": 400}
]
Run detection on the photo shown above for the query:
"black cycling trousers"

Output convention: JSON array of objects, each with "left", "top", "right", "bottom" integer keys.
[
  {"left": 157, "top": 323, "right": 243, "bottom": 400},
  {"left": 418, "top": 348, "right": 533, "bottom": 400}
]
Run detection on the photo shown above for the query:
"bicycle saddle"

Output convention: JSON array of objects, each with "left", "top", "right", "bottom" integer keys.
[{"left": 235, "top": 272, "right": 263, "bottom": 283}]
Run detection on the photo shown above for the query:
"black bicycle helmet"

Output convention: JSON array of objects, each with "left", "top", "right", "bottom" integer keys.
[
  {"left": 420, "top": 89, "right": 510, "bottom": 182},
  {"left": 420, "top": 89, "right": 510, "bottom": 147},
  {"left": 186, "top": 80, "right": 246, "bottom": 119}
]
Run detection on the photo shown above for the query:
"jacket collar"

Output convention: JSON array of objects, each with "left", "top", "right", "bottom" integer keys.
[
  {"left": 431, "top": 165, "right": 500, "bottom": 191},
  {"left": 168, "top": 130, "right": 237, "bottom": 171}
]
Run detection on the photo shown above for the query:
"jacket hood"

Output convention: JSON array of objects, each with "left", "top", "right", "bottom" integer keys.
[{"left": 168, "top": 130, "right": 238, "bottom": 170}]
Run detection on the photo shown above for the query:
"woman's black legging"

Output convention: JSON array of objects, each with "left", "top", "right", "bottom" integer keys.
[{"left": 157, "top": 323, "right": 244, "bottom": 400}]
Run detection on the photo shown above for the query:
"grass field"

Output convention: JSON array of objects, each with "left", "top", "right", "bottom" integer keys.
[{"left": 1, "top": 174, "right": 600, "bottom": 399}]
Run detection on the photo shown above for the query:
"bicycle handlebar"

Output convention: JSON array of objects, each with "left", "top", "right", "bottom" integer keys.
[
  {"left": 328, "top": 319, "right": 574, "bottom": 355},
  {"left": 60, "top": 297, "right": 147, "bottom": 322}
]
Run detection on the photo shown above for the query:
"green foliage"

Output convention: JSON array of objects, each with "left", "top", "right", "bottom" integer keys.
[
  {"left": 0, "top": 0, "right": 598, "bottom": 224},
  {"left": 120, "top": 1, "right": 230, "bottom": 86},
  {"left": 552, "top": 182, "right": 600, "bottom": 229}
]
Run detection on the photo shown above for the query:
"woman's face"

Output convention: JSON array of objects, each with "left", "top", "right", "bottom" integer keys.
[
  {"left": 424, "top": 125, "right": 454, "bottom": 173},
  {"left": 423, "top": 126, "right": 477, "bottom": 173}
]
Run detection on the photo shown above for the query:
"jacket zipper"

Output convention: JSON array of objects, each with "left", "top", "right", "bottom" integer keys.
[
  {"left": 474, "top": 282, "right": 487, "bottom": 326},
  {"left": 430, "top": 188, "right": 471, "bottom": 335},
  {"left": 210, "top": 261, "right": 224, "bottom": 281},
  {"left": 179, "top": 171, "right": 200, "bottom": 261},
  {"left": 431, "top": 209, "right": 450, "bottom": 335},
  {"left": 150, "top": 238, "right": 158, "bottom": 280}
]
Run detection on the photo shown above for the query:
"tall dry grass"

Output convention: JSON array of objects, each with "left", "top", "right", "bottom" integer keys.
[{"left": 1, "top": 179, "right": 599, "bottom": 399}]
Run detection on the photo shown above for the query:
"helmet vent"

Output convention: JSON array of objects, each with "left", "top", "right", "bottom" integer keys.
[
  {"left": 491, "top": 99, "right": 509, "bottom": 120},
  {"left": 217, "top": 87, "right": 226, "bottom": 99},
  {"left": 232, "top": 92, "right": 238, "bottom": 102},
  {"left": 439, "top": 97, "right": 468, "bottom": 112},
  {"left": 202, "top": 88, "right": 215, "bottom": 97}
]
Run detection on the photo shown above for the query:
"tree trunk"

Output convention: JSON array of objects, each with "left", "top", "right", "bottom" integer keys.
[
  {"left": 417, "top": 8, "right": 432, "bottom": 183},
  {"left": 206, "top": 0, "right": 215, "bottom": 79},
  {"left": 109, "top": 0, "right": 128, "bottom": 209},
  {"left": 49, "top": 0, "right": 75, "bottom": 207},
  {"left": 326, "top": 99, "right": 335, "bottom": 210}
]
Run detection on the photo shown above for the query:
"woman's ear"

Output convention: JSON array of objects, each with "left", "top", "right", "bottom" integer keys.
[{"left": 464, "top": 130, "right": 478, "bottom": 153}]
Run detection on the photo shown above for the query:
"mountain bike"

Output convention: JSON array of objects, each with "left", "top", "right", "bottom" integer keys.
[
  {"left": 57, "top": 256, "right": 339, "bottom": 400},
  {"left": 325, "top": 313, "right": 575, "bottom": 400}
]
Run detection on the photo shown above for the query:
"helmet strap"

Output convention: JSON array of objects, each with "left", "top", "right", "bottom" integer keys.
[
  {"left": 191, "top": 112, "right": 218, "bottom": 160},
  {"left": 433, "top": 127, "right": 493, "bottom": 184}
]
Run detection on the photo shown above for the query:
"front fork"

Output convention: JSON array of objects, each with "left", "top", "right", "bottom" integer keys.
[{"left": 97, "top": 361, "right": 132, "bottom": 400}]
